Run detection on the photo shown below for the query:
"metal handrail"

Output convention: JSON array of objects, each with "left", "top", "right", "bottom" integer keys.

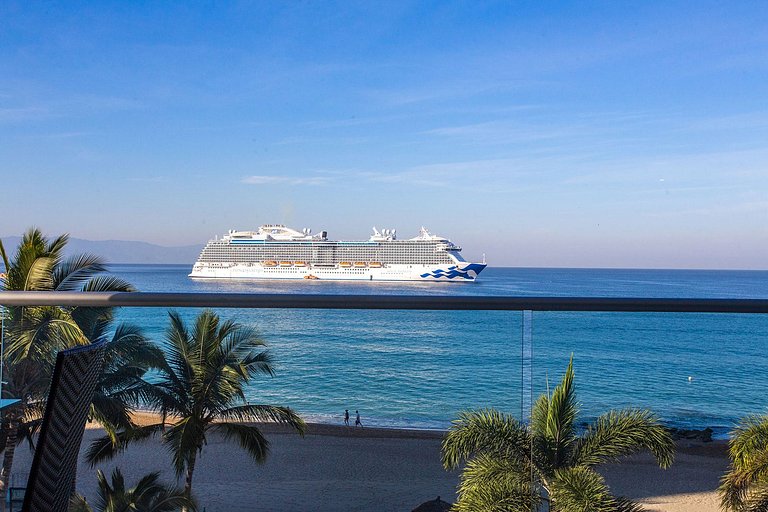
[{"left": 1, "top": 291, "right": 768, "bottom": 313}]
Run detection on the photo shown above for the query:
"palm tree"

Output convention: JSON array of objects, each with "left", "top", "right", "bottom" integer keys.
[
  {"left": 0, "top": 228, "right": 139, "bottom": 498},
  {"left": 442, "top": 357, "right": 675, "bottom": 512},
  {"left": 69, "top": 468, "right": 195, "bottom": 512},
  {"left": 86, "top": 310, "right": 306, "bottom": 499},
  {"left": 719, "top": 415, "right": 768, "bottom": 511},
  {"left": 1, "top": 229, "right": 135, "bottom": 360}
]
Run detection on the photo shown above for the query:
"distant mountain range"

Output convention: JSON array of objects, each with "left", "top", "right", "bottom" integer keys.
[{"left": 0, "top": 236, "right": 201, "bottom": 265}]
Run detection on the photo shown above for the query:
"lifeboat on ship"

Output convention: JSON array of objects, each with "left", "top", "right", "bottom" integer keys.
[
  {"left": 294, "top": 261, "right": 307, "bottom": 267},
  {"left": 263, "top": 261, "right": 277, "bottom": 267},
  {"left": 353, "top": 261, "right": 367, "bottom": 267},
  {"left": 369, "top": 262, "right": 382, "bottom": 268},
  {"left": 279, "top": 261, "right": 292, "bottom": 267},
  {"left": 339, "top": 262, "right": 352, "bottom": 268},
  {"left": 303, "top": 274, "right": 319, "bottom": 280}
]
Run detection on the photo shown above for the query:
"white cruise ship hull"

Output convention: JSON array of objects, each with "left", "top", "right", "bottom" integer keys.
[{"left": 189, "top": 262, "right": 487, "bottom": 282}]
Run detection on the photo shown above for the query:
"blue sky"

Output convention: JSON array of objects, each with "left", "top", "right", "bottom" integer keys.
[{"left": 1, "top": 1, "right": 767, "bottom": 268}]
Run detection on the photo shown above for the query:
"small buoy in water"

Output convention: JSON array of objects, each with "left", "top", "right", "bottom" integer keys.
[{"left": 688, "top": 376, "right": 693, "bottom": 382}]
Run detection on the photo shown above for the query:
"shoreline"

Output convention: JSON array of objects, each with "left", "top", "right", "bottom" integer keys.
[
  {"left": 43, "top": 411, "right": 729, "bottom": 511},
  {"left": 121, "top": 409, "right": 730, "bottom": 441}
]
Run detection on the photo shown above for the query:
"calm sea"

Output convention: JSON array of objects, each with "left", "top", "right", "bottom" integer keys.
[{"left": 110, "top": 265, "right": 768, "bottom": 436}]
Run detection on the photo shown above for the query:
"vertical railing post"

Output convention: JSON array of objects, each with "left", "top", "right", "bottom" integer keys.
[
  {"left": 521, "top": 309, "right": 537, "bottom": 508},
  {"left": 521, "top": 310, "right": 533, "bottom": 424}
]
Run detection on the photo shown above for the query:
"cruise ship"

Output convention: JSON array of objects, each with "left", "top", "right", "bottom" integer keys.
[{"left": 189, "top": 225, "right": 486, "bottom": 282}]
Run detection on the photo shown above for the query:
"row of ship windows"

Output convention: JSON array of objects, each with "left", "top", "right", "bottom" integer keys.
[
  {"left": 199, "top": 258, "right": 451, "bottom": 264},
  {"left": 201, "top": 251, "right": 442, "bottom": 257},
  {"left": 202, "top": 246, "right": 444, "bottom": 252},
  {"left": 200, "top": 251, "right": 448, "bottom": 257}
]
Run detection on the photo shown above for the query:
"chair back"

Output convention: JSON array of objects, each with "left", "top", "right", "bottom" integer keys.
[{"left": 22, "top": 342, "right": 107, "bottom": 512}]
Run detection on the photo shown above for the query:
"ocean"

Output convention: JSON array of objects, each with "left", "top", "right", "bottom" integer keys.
[{"left": 110, "top": 265, "right": 768, "bottom": 436}]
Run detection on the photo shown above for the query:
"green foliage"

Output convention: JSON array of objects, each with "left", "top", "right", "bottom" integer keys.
[
  {"left": 720, "top": 416, "right": 768, "bottom": 511},
  {"left": 2, "top": 228, "right": 134, "bottom": 362},
  {"left": 87, "top": 310, "right": 306, "bottom": 496},
  {"left": 0, "top": 228, "right": 151, "bottom": 494},
  {"left": 69, "top": 468, "right": 195, "bottom": 512},
  {"left": 442, "top": 357, "right": 674, "bottom": 512}
]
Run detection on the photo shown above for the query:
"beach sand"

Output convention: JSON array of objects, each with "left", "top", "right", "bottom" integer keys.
[{"left": 10, "top": 417, "right": 729, "bottom": 511}]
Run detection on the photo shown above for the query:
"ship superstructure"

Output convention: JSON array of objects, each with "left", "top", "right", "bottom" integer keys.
[{"left": 189, "top": 225, "right": 486, "bottom": 282}]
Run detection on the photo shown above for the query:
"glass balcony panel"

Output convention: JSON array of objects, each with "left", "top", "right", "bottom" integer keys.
[{"left": 532, "top": 310, "right": 768, "bottom": 435}]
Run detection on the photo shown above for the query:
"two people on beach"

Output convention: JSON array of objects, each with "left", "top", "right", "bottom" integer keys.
[{"left": 344, "top": 409, "right": 363, "bottom": 427}]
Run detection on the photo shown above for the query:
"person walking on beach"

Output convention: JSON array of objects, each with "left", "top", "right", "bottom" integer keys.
[
  {"left": 355, "top": 410, "right": 362, "bottom": 427},
  {"left": 344, "top": 409, "right": 349, "bottom": 426}
]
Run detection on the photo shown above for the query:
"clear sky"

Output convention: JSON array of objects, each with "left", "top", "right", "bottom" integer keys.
[{"left": 1, "top": 1, "right": 767, "bottom": 268}]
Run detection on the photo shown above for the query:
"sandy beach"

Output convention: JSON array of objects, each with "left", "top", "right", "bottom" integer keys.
[{"left": 7, "top": 414, "right": 730, "bottom": 512}]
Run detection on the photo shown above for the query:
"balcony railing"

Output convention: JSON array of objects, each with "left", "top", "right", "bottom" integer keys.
[{"left": 2, "top": 291, "right": 768, "bottom": 312}]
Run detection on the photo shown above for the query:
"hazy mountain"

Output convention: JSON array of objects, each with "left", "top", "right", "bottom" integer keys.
[{"left": 0, "top": 236, "right": 201, "bottom": 264}]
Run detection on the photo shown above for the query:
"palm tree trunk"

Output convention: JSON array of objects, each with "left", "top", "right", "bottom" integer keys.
[
  {"left": 182, "top": 452, "right": 197, "bottom": 511},
  {"left": 0, "top": 411, "right": 20, "bottom": 512}
]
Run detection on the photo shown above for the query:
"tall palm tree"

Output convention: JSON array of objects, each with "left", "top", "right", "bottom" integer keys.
[
  {"left": 86, "top": 310, "right": 306, "bottom": 499},
  {"left": 442, "top": 358, "right": 675, "bottom": 512},
  {"left": 719, "top": 415, "right": 768, "bottom": 511},
  {"left": 0, "top": 229, "right": 139, "bottom": 498},
  {"left": 69, "top": 468, "right": 195, "bottom": 512}
]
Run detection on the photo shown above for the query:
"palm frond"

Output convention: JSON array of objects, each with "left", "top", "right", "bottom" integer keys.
[
  {"left": 84, "top": 468, "right": 197, "bottom": 512},
  {"left": 68, "top": 494, "right": 93, "bottom": 512},
  {"left": 442, "top": 408, "right": 531, "bottom": 470},
  {"left": 85, "top": 423, "right": 165, "bottom": 465},
  {"left": 45, "top": 232, "right": 69, "bottom": 258},
  {"left": 93, "top": 469, "right": 113, "bottom": 511},
  {"left": 530, "top": 393, "right": 550, "bottom": 442},
  {"left": 217, "top": 404, "right": 306, "bottom": 434},
  {"left": 5, "top": 228, "right": 53, "bottom": 292},
  {"left": 211, "top": 422, "right": 271, "bottom": 464},
  {"left": 571, "top": 409, "right": 674, "bottom": 469},
  {"left": 729, "top": 416, "right": 768, "bottom": 468},
  {"left": 720, "top": 449, "right": 768, "bottom": 511},
  {"left": 163, "top": 310, "right": 195, "bottom": 395},
  {"left": 80, "top": 274, "right": 136, "bottom": 293},
  {"left": 741, "top": 484, "right": 768, "bottom": 512},
  {"left": 4, "top": 307, "right": 87, "bottom": 362},
  {"left": 615, "top": 496, "right": 647, "bottom": 512},
  {"left": 51, "top": 253, "right": 106, "bottom": 291},
  {"left": 540, "top": 355, "right": 579, "bottom": 469},
  {"left": 130, "top": 470, "right": 197, "bottom": 512},
  {"left": 90, "top": 395, "right": 132, "bottom": 430},
  {"left": 453, "top": 452, "right": 538, "bottom": 512},
  {"left": 163, "top": 416, "right": 207, "bottom": 477},
  {"left": 23, "top": 256, "right": 55, "bottom": 291},
  {"left": 549, "top": 466, "right": 625, "bottom": 512},
  {"left": 72, "top": 307, "right": 114, "bottom": 341},
  {"left": 0, "top": 238, "right": 10, "bottom": 275},
  {"left": 17, "top": 417, "right": 44, "bottom": 451}
]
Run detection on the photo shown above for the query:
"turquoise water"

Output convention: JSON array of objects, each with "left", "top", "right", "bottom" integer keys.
[{"left": 110, "top": 265, "right": 768, "bottom": 435}]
